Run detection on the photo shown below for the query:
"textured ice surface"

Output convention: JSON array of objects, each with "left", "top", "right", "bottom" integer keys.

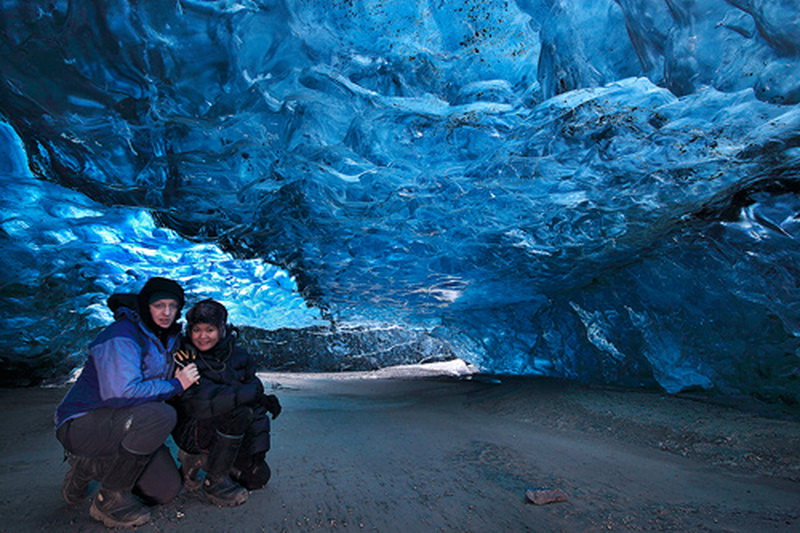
[
  {"left": 1, "top": 1, "right": 799, "bottom": 401},
  {"left": 0, "top": 123, "right": 323, "bottom": 383}
]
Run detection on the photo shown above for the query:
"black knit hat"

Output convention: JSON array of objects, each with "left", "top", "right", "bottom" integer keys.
[
  {"left": 136, "top": 276, "right": 185, "bottom": 333},
  {"left": 186, "top": 298, "right": 228, "bottom": 337},
  {"left": 138, "top": 277, "right": 185, "bottom": 308}
]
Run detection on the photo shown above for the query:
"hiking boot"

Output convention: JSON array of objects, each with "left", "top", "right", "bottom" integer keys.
[
  {"left": 178, "top": 449, "right": 206, "bottom": 492},
  {"left": 203, "top": 432, "right": 248, "bottom": 507},
  {"left": 62, "top": 455, "right": 93, "bottom": 506},
  {"left": 88, "top": 448, "right": 151, "bottom": 528},
  {"left": 61, "top": 454, "right": 112, "bottom": 506},
  {"left": 203, "top": 473, "right": 249, "bottom": 507},
  {"left": 89, "top": 488, "right": 151, "bottom": 528}
]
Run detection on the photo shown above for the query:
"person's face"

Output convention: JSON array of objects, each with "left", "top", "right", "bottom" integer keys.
[
  {"left": 191, "top": 323, "right": 220, "bottom": 352},
  {"left": 149, "top": 298, "right": 180, "bottom": 329}
]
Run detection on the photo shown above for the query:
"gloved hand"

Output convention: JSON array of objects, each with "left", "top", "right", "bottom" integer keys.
[{"left": 258, "top": 393, "right": 282, "bottom": 419}]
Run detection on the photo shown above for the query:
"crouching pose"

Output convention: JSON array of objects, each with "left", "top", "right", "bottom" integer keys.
[
  {"left": 54, "top": 277, "right": 200, "bottom": 528},
  {"left": 170, "top": 299, "right": 281, "bottom": 507}
]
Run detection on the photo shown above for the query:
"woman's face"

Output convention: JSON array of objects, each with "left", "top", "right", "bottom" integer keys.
[
  {"left": 149, "top": 298, "right": 180, "bottom": 329},
  {"left": 191, "top": 323, "right": 220, "bottom": 352}
]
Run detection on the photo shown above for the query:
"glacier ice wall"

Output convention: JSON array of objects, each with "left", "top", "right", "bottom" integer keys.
[
  {"left": 0, "top": 121, "right": 324, "bottom": 384},
  {"left": 1, "top": 0, "right": 799, "bottom": 401}
]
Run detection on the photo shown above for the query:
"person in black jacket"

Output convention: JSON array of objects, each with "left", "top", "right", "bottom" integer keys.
[{"left": 170, "top": 298, "right": 281, "bottom": 507}]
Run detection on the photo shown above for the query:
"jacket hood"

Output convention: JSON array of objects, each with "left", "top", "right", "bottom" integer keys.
[
  {"left": 107, "top": 293, "right": 138, "bottom": 315},
  {"left": 107, "top": 292, "right": 182, "bottom": 338}
]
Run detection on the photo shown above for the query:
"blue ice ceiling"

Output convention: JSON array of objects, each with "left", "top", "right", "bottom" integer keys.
[{"left": 1, "top": 0, "right": 799, "bottom": 401}]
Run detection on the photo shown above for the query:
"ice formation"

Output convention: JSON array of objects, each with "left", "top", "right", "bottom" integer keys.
[{"left": 1, "top": 1, "right": 799, "bottom": 402}]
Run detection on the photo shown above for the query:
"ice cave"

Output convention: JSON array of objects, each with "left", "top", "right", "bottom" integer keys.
[{"left": 1, "top": 0, "right": 799, "bottom": 404}]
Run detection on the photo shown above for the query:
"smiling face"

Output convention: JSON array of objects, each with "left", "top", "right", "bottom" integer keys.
[
  {"left": 191, "top": 323, "right": 221, "bottom": 352},
  {"left": 148, "top": 298, "right": 180, "bottom": 329}
]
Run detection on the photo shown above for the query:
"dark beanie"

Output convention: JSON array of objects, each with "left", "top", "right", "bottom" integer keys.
[
  {"left": 186, "top": 298, "right": 228, "bottom": 337},
  {"left": 135, "top": 276, "right": 184, "bottom": 336},
  {"left": 138, "top": 277, "right": 185, "bottom": 308}
]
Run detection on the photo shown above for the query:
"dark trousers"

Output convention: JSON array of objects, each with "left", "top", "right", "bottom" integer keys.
[
  {"left": 181, "top": 406, "right": 254, "bottom": 452},
  {"left": 172, "top": 405, "right": 272, "bottom": 490},
  {"left": 173, "top": 405, "right": 270, "bottom": 455},
  {"left": 56, "top": 402, "right": 181, "bottom": 504}
]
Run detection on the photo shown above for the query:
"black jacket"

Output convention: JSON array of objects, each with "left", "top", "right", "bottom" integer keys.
[
  {"left": 171, "top": 328, "right": 271, "bottom": 456},
  {"left": 172, "top": 329, "right": 263, "bottom": 418}
]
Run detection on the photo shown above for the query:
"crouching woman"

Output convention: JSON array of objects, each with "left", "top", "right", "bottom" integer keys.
[
  {"left": 54, "top": 276, "right": 200, "bottom": 528},
  {"left": 170, "top": 298, "right": 281, "bottom": 507}
]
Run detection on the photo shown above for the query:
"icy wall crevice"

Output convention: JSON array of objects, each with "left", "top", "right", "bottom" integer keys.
[{"left": 1, "top": 0, "right": 799, "bottom": 401}]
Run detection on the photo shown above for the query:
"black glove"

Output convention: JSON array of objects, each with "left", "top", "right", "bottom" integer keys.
[{"left": 258, "top": 393, "right": 282, "bottom": 419}]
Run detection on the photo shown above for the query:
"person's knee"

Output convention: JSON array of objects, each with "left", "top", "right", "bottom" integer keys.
[
  {"left": 219, "top": 406, "right": 254, "bottom": 436},
  {"left": 123, "top": 403, "right": 177, "bottom": 454},
  {"left": 151, "top": 402, "right": 178, "bottom": 430},
  {"left": 134, "top": 402, "right": 177, "bottom": 433}
]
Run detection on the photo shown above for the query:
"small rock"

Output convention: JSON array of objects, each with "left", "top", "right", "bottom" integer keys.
[{"left": 526, "top": 488, "right": 568, "bottom": 505}]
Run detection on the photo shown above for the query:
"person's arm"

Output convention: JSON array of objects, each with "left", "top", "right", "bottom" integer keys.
[
  {"left": 175, "top": 363, "right": 200, "bottom": 390},
  {"left": 240, "top": 347, "right": 265, "bottom": 393},
  {"left": 93, "top": 336, "right": 182, "bottom": 406},
  {"left": 241, "top": 346, "right": 281, "bottom": 419},
  {"left": 175, "top": 347, "right": 261, "bottom": 418},
  {"left": 176, "top": 376, "right": 261, "bottom": 418}
]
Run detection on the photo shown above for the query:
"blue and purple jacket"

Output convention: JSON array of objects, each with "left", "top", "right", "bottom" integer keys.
[{"left": 55, "top": 304, "right": 183, "bottom": 428}]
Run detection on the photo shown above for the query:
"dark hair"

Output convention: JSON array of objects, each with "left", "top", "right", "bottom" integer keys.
[{"left": 186, "top": 298, "right": 228, "bottom": 337}]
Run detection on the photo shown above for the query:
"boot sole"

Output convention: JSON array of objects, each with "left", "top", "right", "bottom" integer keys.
[
  {"left": 204, "top": 489, "right": 249, "bottom": 507},
  {"left": 89, "top": 501, "right": 150, "bottom": 529}
]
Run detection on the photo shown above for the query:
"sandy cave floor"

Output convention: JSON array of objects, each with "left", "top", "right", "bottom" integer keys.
[{"left": 0, "top": 368, "right": 798, "bottom": 532}]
